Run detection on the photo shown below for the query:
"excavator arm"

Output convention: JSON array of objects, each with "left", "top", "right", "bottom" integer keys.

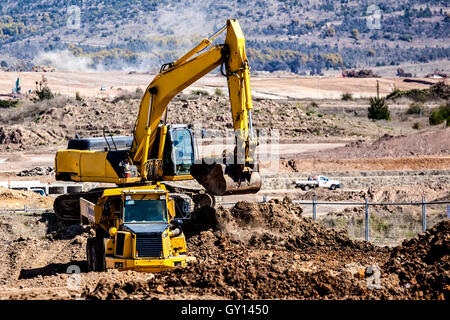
[
  {"left": 132, "top": 19, "right": 261, "bottom": 195},
  {"left": 131, "top": 43, "right": 224, "bottom": 177},
  {"left": 53, "top": 19, "right": 260, "bottom": 222}
]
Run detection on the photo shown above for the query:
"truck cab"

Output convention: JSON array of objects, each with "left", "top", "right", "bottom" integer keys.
[{"left": 81, "top": 184, "right": 188, "bottom": 272}]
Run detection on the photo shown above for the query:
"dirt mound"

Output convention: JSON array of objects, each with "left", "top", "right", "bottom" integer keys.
[
  {"left": 81, "top": 201, "right": 397, "bottom": 300},
  {"left": 0, "top": 127, "right": 23, "bottom": 144},
  {"left": 281, "top": 156, "right": 450, "bottom": 172},
  {"left": 0, "top": 187, "right": 53, "bottom": 210},
  {"left": 383, "top": 220, "right": 449, "bottom": 299},
  {"left": 0, "top": 92, "right": 421, "bottom": 152},
  {"left": 1, "top": 200, "right": 447, "bottom": 300},
  {"left": 295, "top": 189, "right": 368, "bottom": 202},
  {"left": 301, "top": 128, "right": 450, "bottom": 159},
  {"left": 368, "top": 184, "right": 450, "bottom": 203}
]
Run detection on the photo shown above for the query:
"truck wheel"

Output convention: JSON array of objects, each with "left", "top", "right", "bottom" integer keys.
[
  {"left": 86, "top": 237, "right": 106, "bottom": 272},
  {"left": 303, "top": 185, "right": 310, "bottom": 191},
  {"left": 86, "top": 238, "right": 96, "bottom": 272},
  {"left": 330, "top": 184, "right": 336, "bottom": 191},
  {"left": 95, "top": 237, "right": 106, "bottom": 272}
]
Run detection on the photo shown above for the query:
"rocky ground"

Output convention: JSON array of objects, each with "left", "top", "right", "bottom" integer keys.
[
  {"left": 0, "top": 82, "right": 448, "bottom": 300},
  {"left": 0, "top": 197, "right": 447, "bottom": 300},
  {"left": 0, "top": 92, "right": 440, "bottom": 152}
]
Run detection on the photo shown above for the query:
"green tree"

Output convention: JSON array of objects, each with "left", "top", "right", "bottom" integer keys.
[
  {"left": 368, "top": 81, "right": 390, "bottom": 120},
  {"left": 429, "top": 103, "right": 450, "bottom": 126}
]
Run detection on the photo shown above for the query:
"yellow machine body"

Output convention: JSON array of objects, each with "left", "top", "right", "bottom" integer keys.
[
  {"left": 55, "top": 19, "right": 260, "bottom": 196},
  {"left": 83, "top": 184, "right": 188, "bottom": 272}
]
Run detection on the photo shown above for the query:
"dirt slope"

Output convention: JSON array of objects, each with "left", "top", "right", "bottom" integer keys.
[
  {"left": 299, "top": 128, "right": 450, "bottom": 159},
  {"left": 0, "top": 187, "right": 53, "bottom": 210}
]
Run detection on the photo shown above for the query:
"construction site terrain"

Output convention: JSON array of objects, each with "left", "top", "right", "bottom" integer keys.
[{"left": 0, "top": 75, "right": 448, "bottom": 300}]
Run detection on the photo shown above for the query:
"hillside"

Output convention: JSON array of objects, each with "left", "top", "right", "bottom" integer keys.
[{"left": 0, "top": 0, "right": 449, "bottom": 75}]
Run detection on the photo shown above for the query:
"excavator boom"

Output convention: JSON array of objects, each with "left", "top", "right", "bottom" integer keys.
[
  {"left": 132, "top": 19, "right": 260, "bottom": 196},
  {"left": 54, "top": 19, "right": 261, "bottom": 211}
]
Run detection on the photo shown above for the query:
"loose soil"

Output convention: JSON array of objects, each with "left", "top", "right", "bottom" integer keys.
[{"left": 0, "top": 194, "right": 447, "bottom": 300}]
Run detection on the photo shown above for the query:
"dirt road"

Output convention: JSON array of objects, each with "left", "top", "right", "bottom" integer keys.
[{"left": 0, "top": 71, "right": 444, "bottom": 99}]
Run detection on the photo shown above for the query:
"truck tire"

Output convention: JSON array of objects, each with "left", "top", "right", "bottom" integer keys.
[
  {"left": 95, "top": 237, "right": 106, "bottom": 272},
  {"left": 330, "top": 184, "right": 336, "bottom": 191},
  {"left": 86, "top": 237, "right": 106, "bottom": 272},
  {"left": 303, "top": 185, "right": 310, "bottom": 191},
  {"left": 86, "top": 238, "right": 96, "bottom": 272}
]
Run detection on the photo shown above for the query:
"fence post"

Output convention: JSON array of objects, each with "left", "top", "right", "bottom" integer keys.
[
  {"left": 422, "top": 196, "right": 426, "bottom": 232},
  {"left": 312, "top": 196, "right": 317, "bottom": 221},
  {"left": 365, "top": 198, "right": 369, "bottom": 242}
]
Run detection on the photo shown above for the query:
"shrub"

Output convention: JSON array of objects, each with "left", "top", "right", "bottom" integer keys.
[
  {"left": 192, "top": 89, "right": 209, "bottom": 96},
  {"left": 412, "top": 122, "right": 423, "bottom": 130},
  {"left": 387, "top": 82, "right": 449, "bottom": 102},
  {"left": 214, "top": 88, "right": 224, "bottom": 96},
  {"left": 429, "top": 103, "right": 450, "bottom": 126},
  {"left": 75, "top": 91, "right": 83, "bottom": 101},
  {"left": 406, "top": 102, "right": 423, "bottom": 115},
  {"left": 341, "top": 92, "right": 353, "bottom": 101},
  {"left": 368, "top": 97, "right": 391, "bottom": 120},
  {"left": 0, "top": 99, "right": 18, "bottom": 108},
  {"left": 428, "top": 81, "right": 450, "bottom": 100},
  {"left": 310, "top": 101, "right": 318, "bottom": 108},
  {"left": 35, "top": 77, "right": 54, "bottom": 101},
  {"left": 135, "top": 87, "right": 143, "bottom": 95}
]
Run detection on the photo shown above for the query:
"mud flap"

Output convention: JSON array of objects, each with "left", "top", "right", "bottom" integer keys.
[{"left": 190, "top": 163, "right": 261, "bottom": 196}]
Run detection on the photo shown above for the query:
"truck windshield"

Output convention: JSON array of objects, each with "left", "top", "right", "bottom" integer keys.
[{"left": 123, "top": 199, "right": 167, "bottom": 223}]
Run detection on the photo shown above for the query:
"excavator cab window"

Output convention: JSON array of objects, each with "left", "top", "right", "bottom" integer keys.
[
  {"left": 162, "top": 126, "right": 196, "bottom": 177},
  {"left": 172, "top": 129, "right": 194, "bottom": 175}
]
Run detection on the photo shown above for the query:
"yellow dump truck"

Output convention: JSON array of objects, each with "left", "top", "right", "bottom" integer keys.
[{"left": 80, "top": 183, "right": 188, "bottom": 272}]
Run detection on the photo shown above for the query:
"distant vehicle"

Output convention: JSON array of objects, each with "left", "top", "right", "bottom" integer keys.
[
  {"left": 294, "top": 175, "right": 342, "bottom": 191},
  {"left": 30, "top": 188, "right": 46, "bottom": 196},
  {"left": 100, "top": 85, "right": 107, "bottom": 91}
]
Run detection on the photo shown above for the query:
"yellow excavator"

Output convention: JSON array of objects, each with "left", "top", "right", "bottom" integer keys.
[
  {"left": 54, "top": 19, "right": 261, "bottom": 221},
  {"left": 53, "top": 20, "right": 261, "bottom": 272}
]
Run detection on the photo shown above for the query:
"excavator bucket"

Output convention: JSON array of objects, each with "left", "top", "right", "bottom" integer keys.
[{"left": 190, "top": 163, "right": 261, "bottom": 196}]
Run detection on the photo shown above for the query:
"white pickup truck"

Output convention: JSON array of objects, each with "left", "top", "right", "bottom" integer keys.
[{"left": 294, "top": 175, "right": 342, "bottom": 191}]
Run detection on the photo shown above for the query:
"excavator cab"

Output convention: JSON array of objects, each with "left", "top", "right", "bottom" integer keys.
[{"left": 158, "top": 124, "right": 197, "bottom": 178}]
